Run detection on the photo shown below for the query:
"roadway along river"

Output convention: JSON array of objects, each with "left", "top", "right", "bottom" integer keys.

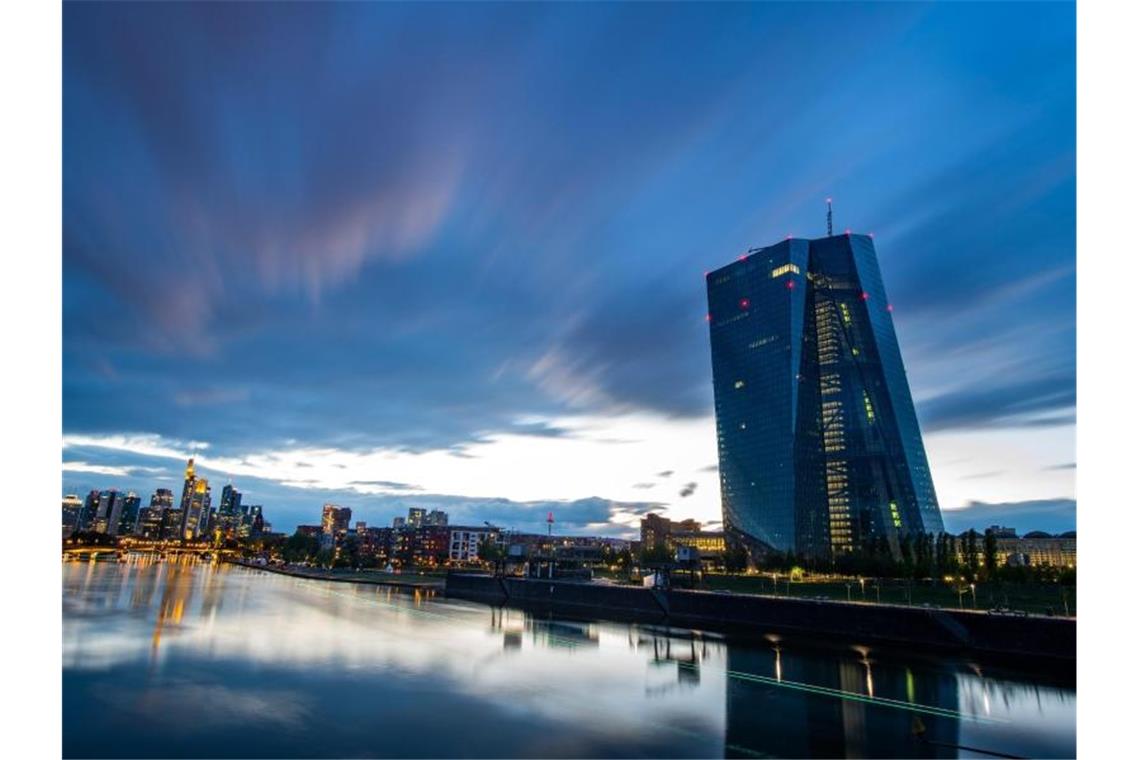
[{"left": 63, "top": 557, "right": 1075, "bottom": 758}]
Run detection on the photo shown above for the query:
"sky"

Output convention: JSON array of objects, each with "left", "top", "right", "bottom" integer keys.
[{"left": 61, "top": 2, "right": 1076, "bottom": 537}]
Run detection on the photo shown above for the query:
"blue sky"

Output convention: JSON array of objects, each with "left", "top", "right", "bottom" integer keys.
[{"left": 62, "top": 2, "right": 1075, "bottom": 536}]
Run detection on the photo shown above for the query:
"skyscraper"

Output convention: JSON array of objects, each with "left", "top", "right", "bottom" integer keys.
[
  {"left": 92, "top": 490, "right": 123, "bottom": 535},
  {"left": 706, "top": 232, "right": 944, "bottom": 561},
  {"left": 139, "top": 488, "right": 174, "bottom": 540},
  {"left": 79, "top": 490, "right": 101, "bottom": 532},
  {"left": 62, "top": 495, "right": 83, "bottom": 538},
  {"left": 178, "top": 458, "right": 211, "bottom": 540},
  {"left": 115, "top": 492, "right": 141, "bottom": 536}
]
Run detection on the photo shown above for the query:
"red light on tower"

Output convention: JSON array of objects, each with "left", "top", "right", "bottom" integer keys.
[
  {"left": 886, "top": 303, "right": 894, "bottom": 312},
  {"left": 786, "top": 279, "right": 795, "bottom": 290},
  {"left": 739, "top": 298, "right": 751, "bottom": 310},
  {"left": 861, "top": 291, "right": 870, "bottom": 301},
  {"left": 845, "top": 228, "right": 852, "bottom": 235},
  {"left": 705, "top": 313, "right": 712, "bottom": 322}
]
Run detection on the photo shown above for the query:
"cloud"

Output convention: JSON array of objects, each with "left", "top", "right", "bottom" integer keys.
[
  {"left": 917, "top": 373, "right": 1075, "bottom": 432},
  {"left": 941, "top": 498, "right": 1076, "bottom": 535},
  {"left": 961, "top": 471, "right": 1005, "bottom": 481},
  {"left": 62, "top": 462, "right": 137, "bottom": 478},
  {"left": 679, "top": 482, "right": 698, "bottom": 498},
  {"left": 656, "top": 470, "right": 674, "bottom": 478},
  {"left": 348, "top": 480, "right": 422, "bottom": 492}
]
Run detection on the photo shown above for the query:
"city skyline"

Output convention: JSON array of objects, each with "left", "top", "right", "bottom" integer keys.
[{"left": 63, "top": 2, "right": 1075, "bottom": 538}]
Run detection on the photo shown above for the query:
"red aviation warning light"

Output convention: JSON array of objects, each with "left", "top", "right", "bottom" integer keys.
[
  {"left": 739, "top": 298, "right": 751, "bottom": 310},
  {"left": 861, "top": 291, "right": 870, "bottom": 301},
  {"left": 786, "top": 279, "right": 795, "bottom": 290},
  {"left": 886, "top": 303, "right": 894, "bottom": 312},
  {"left": 705, "top": 312, "right": 712, "bottom": 322}
]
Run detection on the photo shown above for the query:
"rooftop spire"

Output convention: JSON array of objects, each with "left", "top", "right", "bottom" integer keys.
[{"left": 826, "top": 197, "right": 833, "bottom": 236}]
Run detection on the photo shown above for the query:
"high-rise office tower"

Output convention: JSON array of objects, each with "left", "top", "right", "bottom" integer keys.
[
  {"left": 219, "top": 484, "right": 242, "bottom": 515},
  {"left": 79, "top": 490, "right": 101, "bottom": 532},
  {"left": 116, "top": 492, "right": 141, "bottom": 536},
  {"left": 706, "top": 231, "right": 944, "bottom": 560},
  {"left": 136, "top": 488, "right": 173, "bottom": 540},
  {"left": 62, "top": 495, "right": 83, "bottom": 538},
  {"left": 93, "top": 490, "right": 124, "bottom": 535},
  {"left": 178, "top": 458, "right": 211, "bottom": 540}
]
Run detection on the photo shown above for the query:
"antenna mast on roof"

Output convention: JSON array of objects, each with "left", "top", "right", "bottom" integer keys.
[{"left": 826, "top": 197, "right": 833, "bottom": 236}]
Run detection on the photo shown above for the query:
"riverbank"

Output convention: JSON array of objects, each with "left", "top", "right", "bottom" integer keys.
[
  {"left": 445, "top": 572, "right": 1076, "bottom": 667},
  {"left": 227, "top": 560, "right": 445, "bottom": 591}
]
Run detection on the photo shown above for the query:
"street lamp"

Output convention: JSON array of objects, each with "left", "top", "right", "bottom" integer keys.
[
  {"left": 859, "top": 577, "right": 866, "bottom": 599},
  {"left": 969, "top": 583, "right": 976, "bottom": 609}
]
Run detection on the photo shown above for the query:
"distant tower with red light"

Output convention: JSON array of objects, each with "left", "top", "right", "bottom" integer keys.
[{"left": 705, "top": 230, "right": 943, "bottom": 562}]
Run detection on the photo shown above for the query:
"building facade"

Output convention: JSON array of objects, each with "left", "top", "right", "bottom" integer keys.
[
  {"left": 321, "top": 504, "right": 352, "bottom": 535},
  {"left": 706, "top": 233, "right": 944, "bottom": 561},
  {"left": 449, "top": 527, "right": 500, "bottom": 562}
]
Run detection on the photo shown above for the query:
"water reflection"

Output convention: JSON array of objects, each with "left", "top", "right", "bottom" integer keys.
[{"left": 63, "top": 560, "right": 1075, "bottom": 759}]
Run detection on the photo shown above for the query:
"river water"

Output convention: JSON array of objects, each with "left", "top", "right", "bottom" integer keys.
[{"left": 62, "top": 558, "right": 1074, "bottom": 758}]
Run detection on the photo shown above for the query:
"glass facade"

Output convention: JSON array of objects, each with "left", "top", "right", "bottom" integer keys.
[{"left": 707, "top": 234, "right": 944, "bottom": 560}]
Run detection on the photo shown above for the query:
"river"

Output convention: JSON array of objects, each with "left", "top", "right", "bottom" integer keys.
[{"left": 62, "top": 558, "right": 1075, "bottom": 758}]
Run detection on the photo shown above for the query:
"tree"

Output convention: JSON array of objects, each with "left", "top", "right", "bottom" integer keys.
[
  {"left": 983, "top": 530, "right": 998, "bottom": 578},
  {"left": 641, "top": 544, "right": 674, "bottom": 566},
  {"left": 314, "top": 548, "right": 335, "bottom": 569},
  {"left": 723, "top": 545, "right": 749, "bottom": 573},
  {"left": 282, "top": 531, "right": 320, "bottom": 563},
  {"left": 965, "top": 530, "right": 979, "bottom": 577}
]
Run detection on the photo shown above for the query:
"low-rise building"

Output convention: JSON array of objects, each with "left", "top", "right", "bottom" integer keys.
[{"left": 449, "top": 526, "right": 500, "bottom": 562}]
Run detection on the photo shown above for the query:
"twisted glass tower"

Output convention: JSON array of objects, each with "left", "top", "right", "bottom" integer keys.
[{"left": 706, "top": 233, "right": 944, "bottom": 560}]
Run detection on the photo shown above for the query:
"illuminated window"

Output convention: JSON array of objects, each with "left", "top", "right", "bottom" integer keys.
[
  {"left": 734, "top": 380, "right": 745, "bottom": 389},
  {"left": 770, "top": 263, "right": 801, "bottom": 278}
]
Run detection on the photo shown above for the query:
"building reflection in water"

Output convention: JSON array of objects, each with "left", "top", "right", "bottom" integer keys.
[
  {"left": 724, "top": 641, "right": 961, "bottom": 758},
  {"left": 64, "top": 562, "right": 1073, "bottom": 759}
]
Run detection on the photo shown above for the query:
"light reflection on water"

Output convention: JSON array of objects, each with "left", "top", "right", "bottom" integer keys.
[{"left": 63, "top": 559, "right": 1074, "bottom": 758}]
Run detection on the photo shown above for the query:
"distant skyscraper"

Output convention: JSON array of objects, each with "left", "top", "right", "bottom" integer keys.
[
  {"left": 137, "top": 488, "right": 173, "bottom": 540},
  {"left": 706, "top": 232, "right": 944, "bottom": 560},
  {"left": 219, "top": 484, "right": 242, "bottom": 515},
  {"left": 424, "top": 509, "right": 448, "bottom": 527},
  {"left": 116, "top": 492, "right": 141, "bottom": 536},
  {"left": 93, "top": 490, "right": 123, "bottom": 535},
  {"left": 79, "top": 490, "right": 100, "bottom": 532},
  {"left": 62, "top": 495, "right": 83, "bottom": 538},
  {"left": 178, "top": 458, "right": 211, "bottom": 540},
  {"left": 407, "top": 507, "right": 426, "bottom": 529}
]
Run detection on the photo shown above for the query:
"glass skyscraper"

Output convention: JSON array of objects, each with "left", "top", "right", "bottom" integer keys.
[{"left": 706, "top": 233, "right": 944, "bottom": 560}]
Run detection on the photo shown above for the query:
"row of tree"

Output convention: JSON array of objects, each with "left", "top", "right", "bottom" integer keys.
[{"left": 737, "top": 529, "right": 1074, "bottom": 584}]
